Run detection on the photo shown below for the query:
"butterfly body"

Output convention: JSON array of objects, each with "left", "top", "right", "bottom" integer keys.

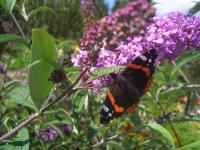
[{"left": 100, "top": 49, "right": 158, "bottom": 124}]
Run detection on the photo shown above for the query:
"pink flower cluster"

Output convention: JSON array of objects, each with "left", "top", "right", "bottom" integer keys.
[
  {"left": 73, "top": 7, "right": 200, "bottom": 92},
  {"left": 81, "top": 0, "right": 154, "bottom": 50}
]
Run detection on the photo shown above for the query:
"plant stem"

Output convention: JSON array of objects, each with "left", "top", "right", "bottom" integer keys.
[
  {"left": 172, "top": 61, "right": 200, "bottom": 99},
  {"left": 0, "top": 68, "right": 88, "bottom": 142},
  {"left": 10, "top": 13, "right": 26, "bottom": 40},
  {"left": 157, "top": 101, "right": 182, "bottom": 147},
  {"left": 0, "top": 113, "right": 39, "bottom": 142},
  {"left": 149, "top": 92, "right": 182, "bottom": 147},
  {"left": 91, "top": 134, "right": 120, "bottom": 148}
]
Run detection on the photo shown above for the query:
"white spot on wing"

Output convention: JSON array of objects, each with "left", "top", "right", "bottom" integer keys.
[
  {"left": 139, "top": 55, "right": 147, "bottom": 61},
  {"left": 103, "top": 105, "right": 109, "bottom": 112},
  {"left": 148, "top": 59, "right": 152, "bottom": 63}
]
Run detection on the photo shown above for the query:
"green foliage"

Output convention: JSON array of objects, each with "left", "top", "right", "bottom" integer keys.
[
  {"left": 189, "top": 1, "right": 200, "bottom": 14},
  {"left": 0, "top": 128, "right": 29, "bottom": 150},
  {"left": 0, "top": 34, "right": 27, "bottom": 44},
  {"left": 20, "top": 1, "right": 55, "bottom": 22},
  {"left": 28, "top": 29, "right": 57, "bottom": 109},
  {"left": 89, "top": 65, "right": 126, "bottom": 80},
  {"left": 0, "top": 0, "right": 200, "bottom": 149},
  {"left": 178, "top": 140, "right": 200, "bottom": 150},
  {"left": 146, "top": 122, "right": 175, "bottom": 148},
  {"left": 171, "top": 51, "right": 200, "bottom": 77},
  {"left": 7, "top": 85, "right": 37, "bottom": 110},
  {"left": 0, "top": 0, "right": 16, "bottom": 14}
]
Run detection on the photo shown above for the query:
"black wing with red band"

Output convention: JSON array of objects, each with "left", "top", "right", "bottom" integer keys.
[{"left": 100, "top": 49, "right": 158, "bottom": 124}]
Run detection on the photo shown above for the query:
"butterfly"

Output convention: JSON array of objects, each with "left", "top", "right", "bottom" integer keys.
[{"left": 100, "top": 49, "right": 158, "bottom": 124}]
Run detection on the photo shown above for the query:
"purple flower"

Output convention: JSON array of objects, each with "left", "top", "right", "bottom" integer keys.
[
  {"left": 39, "top": 124, "right": 73, "bottom": 142},
  {"left": 0, "top": 64, "right": 5, "bottom": 74},
  {"left": 48, "top": 69, "right": 66, "bottom": 84},
  {"left": 72, "top": 11, "right": 200, "bottom": 92},
  {"left": 145, "top": 12, "right": 200, "bottom": 62},
  {"left": 80, "top": 0, "right": 96, "bottom": 33},
  {"left": 58, "top": 124, "right": 73, "bottom": 136},
  {"left": 75, "top": 0, "right": 155, "bottom": 65},
  {"left": 40, "top": 126, "right": 58, "bottom": 142}
]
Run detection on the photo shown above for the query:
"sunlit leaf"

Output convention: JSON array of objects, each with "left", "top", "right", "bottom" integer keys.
[
  {"left": 89, "top": 65, "right": 126, "bottom": 80},
  {"left": 160, "top": 84, "right": 200, "bottom": 95},
  {"left": 189, "top": 1, "right": 200, "bottom": 14},
  {"left": 9, "top": 128, "right": 29, "bottom": 150},
  {"left": 177, "top": 140, "right": 200, "bottom": 150},
  {"left": 64, "top": 66, "right": 82, "bottom": 72},
  {"left": 21, "top": 2, "right": 28, "bottom": 21},
  {"left": 8, "top": 86, "right": 37, "bottom": 110},
  {"left": 171, "top": 51, "right": 200, "bottom": 77},
  {"left": 28, "top": 6, "right": 54, "bottom": 18},
  {"left": 0, "top": 34, "right": 27, "bottom": 44},
  {"left": 7, "top": 0, "right": 16, "bottom": 14},
  {"left": 0, "top": 0, "right": 9, "bottom": 13},
  {"left": 0, "top": 144, "right": 17, "bottom": 150},
  {"left": 108, "top": 141, "right": 123, "bottom": 150},
  {"left": 28, "top": 29, "right": 57, "bottom": 109},
  {"left": 73, "top": 90, "right": 88, "bottom": 113},
  {"left": 146, "top": 122, "right": 175, "bottom": 148}
]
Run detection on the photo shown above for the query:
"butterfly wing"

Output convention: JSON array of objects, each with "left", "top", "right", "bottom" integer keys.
[
  {"left": 100, "top": 75, "right": 140, "bottom": 124},
  {"left": 122, "top": 49, "right": 157, "bottom": 94},
  {"left": 100, "top": 49, "right": 158, "bottom": 124}
]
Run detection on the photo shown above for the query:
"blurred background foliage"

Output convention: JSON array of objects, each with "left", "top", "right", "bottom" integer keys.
[{"left": 0, "top": 0, "right": 200, "bottom": 149}]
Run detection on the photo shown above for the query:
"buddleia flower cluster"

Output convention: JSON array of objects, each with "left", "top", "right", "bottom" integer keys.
[
  {"left": 80, "top": 0, "right": 96, "bottom": 33},
  {"left": 72, "top": 2, "right": 200, "bottom": 92},
  {"left": 0, "top": 64, "right": 5, "bottom": 74},
  {"left": 145, "top": 12, "right": 200, "bottom": 62},
  {"left": 73, "top": 0, "right": 155, "bottom": 66},
  {"left": 40, "top": 124, "right": 73, "bottom": 142}
]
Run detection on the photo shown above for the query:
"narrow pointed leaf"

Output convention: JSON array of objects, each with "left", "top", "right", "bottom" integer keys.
[
  {"left": 89, "top": 65, "right": 126, "bottom": 80},
  {"left": 171, "top": 51, "right": 200, "bottom": 77},
  {"left": 28, "top": 6, "right": 54, "bottom": 18},
  {"left": 0, "top": 34, "right": 27, "bottom": 44},
  {"left": 160, "top": 84, "right": 200, "bottom": 95},
  {"left": 146, "top": 122, "right": 175, "bottom": 148},
  {"left": 177, "top": 140, "right": 200, "bottom": 150},
  {"left": 0, "top": 0, "right": 9, "bottom": 13},
  {"left": 7, "top": 0, "right": 16, "bottom": 14}
]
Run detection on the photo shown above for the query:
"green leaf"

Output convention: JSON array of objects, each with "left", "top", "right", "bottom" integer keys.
[
  {"left": 0, "top": 0, "right": 9, "bottom": 13},
  {"left": 0, "top": 144, "right": 17, "bottom": 150},
  {"left": 89, "top": 65, "right": 126, "bottom": 80},
  {"left": 108, "top": 141, "right": 124, "bottom": 150},
  {"left": 87, "top": 122, "right": 98, "bottom": 140},
  {"left": 160, "top": 84, "right": 200, "bottom": 96},
  {"left": 73, "top": 90, "right": 88, "bottom": 113},
  {"left": 8, "top": 86, "right": 37, "bottom": 110},
  {"left": 28, "top": 29, "right": 57, "bottom": 109},
  {"left": 21, "top": 2, "right": 28, "bottom": 21},
  {"left": 190, "top": 92, "right": 197, "bottom": 110},
  {"left": 64, "top": 66, "right": 82, "bottom": 72},
  {"left": 10, "top": 128, "right": 29, "bottom": 150},
  {"left": 7, "top": 0, "right": 16, "bottom": 14},
  {"left": 0, "top": 34, "right": 27, "bottom": 44},
  {"left": 28, "top": 6, "right": 54, "bottom": 18},
  {"left": 171, "top": 51, "right": 200, "bottom": 77},
  {"left": 146, "top": 122, "right": 175, "bottom": 148},
  {"left": 189, "top": 1, "right": 200, "bottom": 14},
  {"left": 177, "top": 140, "right": 200, "bottom": 150}
]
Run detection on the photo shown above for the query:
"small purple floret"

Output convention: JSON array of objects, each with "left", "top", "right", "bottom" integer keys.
[{"left": 0, "top": 64, "right": 5, "bottom": 74}]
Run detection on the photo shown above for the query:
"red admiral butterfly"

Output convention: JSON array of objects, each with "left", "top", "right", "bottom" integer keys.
[{"left": 100, "top": 49, "right": 158, "bottom": 124}]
